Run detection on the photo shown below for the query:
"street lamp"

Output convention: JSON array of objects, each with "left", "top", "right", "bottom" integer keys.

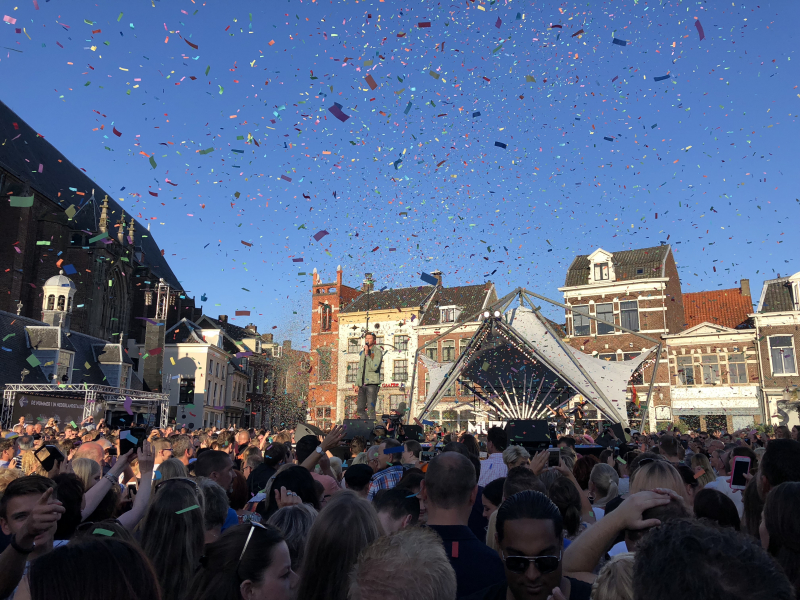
[{"left": 364, "top": 272, "right": 374, "bottom": 334}]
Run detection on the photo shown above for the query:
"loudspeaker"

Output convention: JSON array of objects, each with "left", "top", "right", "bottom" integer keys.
[
  {"left": 505, "top": 420, "right": 551, "bottom": 445},
  {"left": 400, "top": 425, "right": 423, "bottom": 443},
  {"left": 296, "top": 422, "right": 325, "bottom": 441},
  {"left": 329, "top": 445, "right": 351, "bottom": 464},
  {"left": 342, "top": 419, "right": 375, "bottom": 442}
]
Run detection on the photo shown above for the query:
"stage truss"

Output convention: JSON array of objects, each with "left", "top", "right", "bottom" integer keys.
[
  {"left": 1, "top": 383, "right": 170, "bottom": 430},
  {"left": 407, "top": 288, "right": 662, "bottom": 428}
]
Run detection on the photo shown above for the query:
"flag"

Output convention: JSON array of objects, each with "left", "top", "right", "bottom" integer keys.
[{"left": 631, "top": 385, "right": 639, "bottom": 407}]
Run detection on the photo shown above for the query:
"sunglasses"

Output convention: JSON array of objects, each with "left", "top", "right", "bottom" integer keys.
[
  {"left": 501, "top": 550, "right": 562, "bottom": 575},
  {"left": 154, "top": 477, "right": 201, "bottom": 496}
]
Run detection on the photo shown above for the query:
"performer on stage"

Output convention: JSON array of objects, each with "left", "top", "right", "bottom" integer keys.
[{"left": 353, "top": 332, "right": 383, "bottom": 421}]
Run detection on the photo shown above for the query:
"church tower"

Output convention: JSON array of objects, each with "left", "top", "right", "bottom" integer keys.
[{"left": 41, "top": 270, "right": 77, "bottom": 331}]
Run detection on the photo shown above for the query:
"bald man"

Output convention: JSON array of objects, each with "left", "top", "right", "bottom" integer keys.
[{"left": 72, "top": 442, "right": 104, "bottom": 465}]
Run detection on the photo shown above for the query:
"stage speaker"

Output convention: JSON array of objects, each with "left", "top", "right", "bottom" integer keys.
[
  {"left": 401, "top": 425, "right": 423, "bottom": 443},
  {"left": 295, "top": 422, "right": 325, "bottom": 441},
  {"left": 342, "top": 419, "right": 375, "bottom": 442},
  {"left": 505, "top": 420, "right": 551, "bottom": 445},
  {"left": 329, "top": 445, "right": 352, "bottom": 464},
  {"left": 595, "top": 422, "right": 627, "bottom": 448},
  {"left": 107, "top": 410, "right": 135, "bottom": 429}
]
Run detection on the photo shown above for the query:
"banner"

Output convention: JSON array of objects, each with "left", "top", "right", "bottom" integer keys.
[{"left": 11, "top": 393, "right": 86, "bottom": 426}]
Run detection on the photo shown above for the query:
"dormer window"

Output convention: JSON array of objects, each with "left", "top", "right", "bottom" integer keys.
[
  {"left": 594, "top": 263, "right": 609, "bottom": 281},
  {"left": 440, "top": 306, "right": 462, "bottom": 324}
]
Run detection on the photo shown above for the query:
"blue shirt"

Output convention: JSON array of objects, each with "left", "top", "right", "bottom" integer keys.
[
  {"left": 221, "top": 507, "right": 239, "bottom": 531},
  {"left": 427, "top": 524, "right": 506, "bottom": 599}
]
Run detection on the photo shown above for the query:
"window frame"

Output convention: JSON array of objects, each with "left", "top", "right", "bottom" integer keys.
[
  {"left": 441, "top": 340, "right": 456, "bottom": 362},
  {"left": 394, "top": 335, "right": 409, "bottom": 352},
  {"left": 594, "top": 262, "right": 609, "bottom": 281},
  {"left": 345, "top": 362, "right": 358, "bottom": 384},
  {"left": 727, "top": 353, "right": 748, "bottom": 384},
  {"left": 440, "top": 308, "right": 456, "bottom": 323},
  {"left": 317, "top": 348, "right": 332, "bottom": 382},
  {"left": 348, "top": 338, "right": 360, "bottom": 354},
  {"left": 596, "top": 303, "right": 615, "bottom": 335},
  {"left": 676, "top": 356, "right": 695, "bottom": 386},
  {"left": 321, "top": 304, "right": 332, "bottom": 332},
  {"left": 572, "top": 305, "right": 591, "bottom": 337},
  {"left": 393, "top": 360, "right": 408, "bottom": 382},
  {"left": 619, "top": 300, "right": 640, "bottom": 332},
  {"left": 768, "top": 335, "right": 797, "bottom": 376},
  {"left": 425, "top": 346, "right": 438, "bottom": 362},
  {"left": 701, "top": 354, "right": 721, "bottom": 385}
]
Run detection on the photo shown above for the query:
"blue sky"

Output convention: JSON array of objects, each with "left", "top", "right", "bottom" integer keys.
[{"left": 1, "top": 0, "right": 797, "bottom": 349}]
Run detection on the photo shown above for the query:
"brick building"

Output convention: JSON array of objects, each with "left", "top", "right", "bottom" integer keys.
[
  {"left": 415, "top": 275, "right": 497, "bottom": 432},
  {"left": 559, "top": 246, "right": 685, "bottom": 430},
  {"left": 752, "top": 273, "right": 800, "bottom": 429},
  {"left": 307, "top": 266, "right": 361, "bottom": 427}
]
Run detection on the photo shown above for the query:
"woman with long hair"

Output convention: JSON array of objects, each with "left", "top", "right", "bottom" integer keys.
[
  {"left": 589, "top": 463, "right": 619, "bottom": 514},
  {"left": 157, "top": 458, "right": 188, "bottom": 481},
  {"left": 71, "top": 457, "right": 101, "bottom": 491},
  {"left": 267, "top": 504, "right": 318, "bottom": 571},
  {"left": 29, "top": 537, "right": 161, "bottom": 600},
  {"left": 295, "top": 491, "right": 382, "bottom": 600},
  {"left": 690, "top": 453, "right": 717, "bottom": 487},
  {"left": 140, "top": 478, "right": 206, "bottom": 600},
  {"left": 761, "top": 482, "right": 800, "bottom": 597},
  {"left": 186, "top": 523, "right": 297, "bottom": 600}
]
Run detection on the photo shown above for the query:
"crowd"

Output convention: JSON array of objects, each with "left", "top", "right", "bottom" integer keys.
[{"left": 0, "top": 415, "right": 798, "bottom": 600}]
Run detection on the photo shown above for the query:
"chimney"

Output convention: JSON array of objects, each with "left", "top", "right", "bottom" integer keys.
[
  {"left": 218, "top": 315, "right": 228, "bottom": 323},
  {"left": 261, "top": 333, "right": 274, "bottom": 343},
  {"left": 740, "top": 279, "right": 751, "bottom": 297},
  {"left": 362, "top": 280, "right": 374, "bottom": 293},
  {"left": 431, "top": 269, "right": 443, "bottom": 287},
  {"left": 336, "top": 265, "right": 343, "bottom": 287},
  {"left": 283, "top": 340, "right": 292, "bottom": 350},
  {"left": 245, "top": 323, "right": 258, "bottom": 334}
]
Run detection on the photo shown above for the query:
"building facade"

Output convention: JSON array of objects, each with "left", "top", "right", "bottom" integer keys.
[
  {"left": 307, "top": 266, "right": 362, "bottom": 427},
  {"left": 752, "top": 273, "right": 800, "bottom": 429}
]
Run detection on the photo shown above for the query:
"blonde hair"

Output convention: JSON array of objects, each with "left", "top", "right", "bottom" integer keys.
[
  {"left": 502, "top": 446, "right": 531, "bottom": 468},
  {"left": 630, "top": 460, "right": 689, "bottom": 503},
  {"left": 349, "top": 527, "right": 457, "bottom": 600},
  {"left": 560, "top": 447, "right": 577, "bottom": 471},
  {"left": 72, "top": 457, "right": 101, "bottom": 490},
  {"left": 21, "top": 451, "right": 47, "bottom": 476},
  {"left": 157, "top": 458, "right": 188, "bottom": 482},
  {"left": 590, "top": 463, "right": 620, "bottom": 508},
  {"left": 0, "top": 467, "right": 24, "bottom": 494},
  {"left": 590, "top": 552, "right": 634, "bottom": 600},
  {"left": 690, "top": 453, "right": 717, "bottom": 487}
]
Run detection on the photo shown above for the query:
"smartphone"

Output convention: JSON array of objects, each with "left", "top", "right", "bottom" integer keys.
[
  {"left": 730, "top": 456, "right": 751, "bottom": 490},
  {"left": 126, "top": 482, "right": 138, "bottom": 496},
  {"left": 119, "top": 427, "right": 147, "bottom": 456},
  {"left": 548, "top": 447, "right": 560, "bottom": 467},
  {"left": 34, "top": 445, "right": 65, "bottom": 472}
]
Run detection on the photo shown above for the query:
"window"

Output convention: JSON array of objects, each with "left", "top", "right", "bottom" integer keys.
[
  {"left": 620, "top": 301, "right": 639, "bottom": 332},
  {"left": 348, "top": 338, "right": 360, "bottom": 353},
  {"left": 395, "top": 335, "right": 409, "bottom": 351},
  {"left": 425, "top": 346, "right": 438, "bottom": 362},
  {"left": 271, "top": 346, "right": 282, "bottom": 358},
  {"left": 441, "top": 308, "right": 456, "bottom": 323},
  {"left": 376, "top": 336, "right": 385, "bottom": 348},
  {"left": 459, "top": 378, "right": 472, "bottom": 396},
  {"left": 56, "top": 351, "right": 72, "bottom": 383},
  {"left": 57, "top": 295, "right": 65, "bottom": 311},
  {"left": 442, "top": 340, "right": 456, "bottom": 362},
  {"left": 393, "top": 360, "right": 408, "bottom": 382},
  {"left": 317, "top": 349, "right": 332, "bottom": 381},
  {"left": 572, "top": 305, "right": 590, "bottom": 336},
  {"left": 443, "top": 383, "right": 455, "bottom": 397},
  {"left": 346, "top": 362, "right": 358, "bottom": 384},
  {"left": 702, "top": 355, "right": 720, "bottom": 384},
  {"left": 321, "top": 304, "right": 332, "bottom": 332},
  {"left": 598, "top": 353, "right": 617, "bottom": 362},
  {"left": 594, "top": 262, "right": 609, "bottom": 281},
  {"left": 636, "top": 268, "right": 644, "bottom": 275},
  {"left": 728, "top": 353, "right": 747, "bottom": 384},
  {"left": 676, "top": 356, "right": 695, "bottom": 385},
  {"left": 46, "top": 295, "right": 55, "bottom": 310},
  {"left": 389, "top": 395, "right": 405, "bottom": 411},
  {"left": 596, "top": 303, "right": 615, "bottom": 335},
  {"left": 179, "top": 378, "right": 195, "bottom": 405},
  {"left": 459, "top": 338, "right": 469, "bottom": 355},
  {"left": 770, "top": 336, "right": 796, "bottom": 375},
  {"left": 315, "top": 406, "right": 332, "bottom": 418}
]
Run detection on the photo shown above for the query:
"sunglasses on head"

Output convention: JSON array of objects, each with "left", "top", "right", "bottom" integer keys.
[{"left": 501, "top": 550, "right": 562, "bottom": 575}]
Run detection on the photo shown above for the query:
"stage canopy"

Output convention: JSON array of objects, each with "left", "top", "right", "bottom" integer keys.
[{"left": 415, "top": 305, "right": 656, "bottom": 427}]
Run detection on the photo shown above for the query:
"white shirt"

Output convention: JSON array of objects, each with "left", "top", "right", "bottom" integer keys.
[{"left": 478, "top": 452, "right": 508, "bottom": 487}]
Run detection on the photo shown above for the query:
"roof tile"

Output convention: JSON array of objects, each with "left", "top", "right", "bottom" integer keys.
[{"left": 683, "top": 288, "right": 754, "bottom": 329}]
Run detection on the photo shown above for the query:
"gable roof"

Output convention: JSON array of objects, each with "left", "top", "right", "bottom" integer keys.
[
  {"left": 666, "top": 322, "right": 742, "bottom": 338},
  {"left": 0, "top": 99, "right": 182, "bottom": 290},
  {"left": 195, "top": 315, "right": 255, "bottom": 342},
  {"left": 758, "top": 277, "right": 797, "bottom": 313},
  {"left": 683, "top": 288, "right": 754, "bottom": 329},
  {"left": 419, "top": 283, "right": 496, "bottom": 326},
  {"left": 341, "top": 286, "right": 435, "bottom": 314},
  {"left": 564, "top": 245, "right": 671, "bottom": 287},
  {"left": 165, "top": 319, "right": 206, "bottom": 344}
]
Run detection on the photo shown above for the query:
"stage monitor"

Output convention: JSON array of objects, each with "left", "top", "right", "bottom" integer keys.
[
  {"left": 296, "top": 422, "right": 326, "bottom": 441},
  {"left": 505, "top": 420, "right": 552, "bottom": 446},
  {"left": 342, "top": 419, "right": 375, "bottom": 442}
]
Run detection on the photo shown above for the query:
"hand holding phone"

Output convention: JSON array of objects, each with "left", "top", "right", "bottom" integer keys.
[
  {"left": 548, "top": 447, "right": 561, "bottom": 467},
  {"left": 730, "top": 456, "right": 751, "bottom": 490}
]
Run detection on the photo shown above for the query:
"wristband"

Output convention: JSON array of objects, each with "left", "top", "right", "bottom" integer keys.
[
  {"left": 104, "top": 473, "right": 119, "bottom": 485},
  {"left": 10, "top": 534, "right": 35, "bottom": 555}
]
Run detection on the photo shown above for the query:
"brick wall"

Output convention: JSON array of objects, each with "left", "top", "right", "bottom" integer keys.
[{"left": 756, "top": 324, "right": 800, "bottom": 390}]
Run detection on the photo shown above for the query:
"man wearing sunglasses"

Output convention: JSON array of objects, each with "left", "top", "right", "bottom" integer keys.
[{"left": 466, "top": 490, "right": 592, "bottom": 600}]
